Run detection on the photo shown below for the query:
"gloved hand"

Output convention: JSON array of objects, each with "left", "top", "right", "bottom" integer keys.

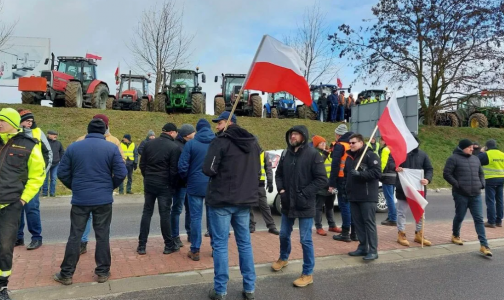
[
  {"left": 349, "top": 169, "right": 360, "bottom": 177},
  {"left": 133, "top": 163, "right": 138, "bottom": 171},
  {"left": 267, "top": 184, "right": 274, "bottom": 193}
]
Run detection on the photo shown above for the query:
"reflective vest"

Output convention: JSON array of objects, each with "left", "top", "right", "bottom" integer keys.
[
  {"left": 260, "top": 151, "right": 266, "bottom": 181},
  {"left": 367, "top": 142, "right": 380, "bottom": 156},
  {"left": 324, "top": 154, "right": 332, "bottom": 178},
  {"left": 381, "top": 146, "right": 390, "bottom": 172},
  {"left": 337, "top": 142, "right": 350, "bottom": 177},
  {"left": 32, "top": 127, "right": 42, "bottom": 152},
  {"left": 121, "top": 142, "right": 136, "bottom": 161},
  {"left": 483, "top": 149, "right": 504, "bottom": 179}
]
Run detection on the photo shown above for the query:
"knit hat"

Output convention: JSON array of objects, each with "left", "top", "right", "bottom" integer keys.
[
  {"left": 458, "top": 139, "right": 473, "bottom": 150},
  {"left": 47, "top": 130, "right": 58, "bottom": 135},
  {"left": 88, "top": 119, "right": 106, "bottom": 135},
  {"left": 312, "top": 135, "right": 326, "bottom": 148},
  {"left": 162, "top": 123, "right": 177, "bottom": 132},
  {"left": 178, "top": 124, "right": 196, "bottom": 137},
  {"left": 486, "top": 139, "right": 497, "bottom": 149},
  {"left": 93, "top": 114, "right": 109, "bottom": 128},
  {"left": 147, "top": 130, "right": 155, "bottom": 137},
  {"left": 123, "top": 134, "right": 132, "bottom": 141},
  {"left": 335, "top": 124, "right": 348, "bottom": 135},
  {"left": 18, "top": 109, "right": 35, "bottom": 123},
  {"left": 196, "top": 118, "right": 211, "bottom": 131},
  {"left": 0, "top": 108, "right": 20, "bottom": 129}
]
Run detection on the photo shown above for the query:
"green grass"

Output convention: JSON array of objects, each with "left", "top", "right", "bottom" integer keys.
[{"left": 1, "top": 104, "right": 502, "bottom": 194}]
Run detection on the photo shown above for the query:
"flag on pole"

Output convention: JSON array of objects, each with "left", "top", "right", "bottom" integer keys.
[
  {"left": 398, "top": 169, "right": 428, "bottom": 223},
  {"left": 337, "top": 78, "right": 343, "bottom": 88},
  {"left": 377, "top": 94, "right": 418, "bottom": 167},
  {"left": 115, "top": 63, "right": 120, "bottom": 85},
  {"left": 86, "top": 53, "right": 102, "bottom": 60},
  {"left": 243, "top": 35, "right": 312, "bottom": 106}
]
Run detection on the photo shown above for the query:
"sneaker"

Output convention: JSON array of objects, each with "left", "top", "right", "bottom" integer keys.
[
  {"left": 205, "top": 231, "right": 210, "bottom": 237},
  {"left": 163, "top": 244, "right": 180, "bottom": 255},
  {"left": 249, "top": 227, "right": 256, "bottom": 233},
  {"left": 137, "top": 245, "right": 146, "bottom": 255},
  {"left": 268, "top": 228, "right": 280, "bottom": 235},
  {"left": 328, "top": 226, "right": 342, "bottom": 233},
  {"left": 452, "top": 235, "right": 463, "bottom": 245},
  {"left": 174, "top": 236, "right": 184, "bottom": 248},
  {"left": 97, "top": 273, "right": 110, "bottom": 283},
  {"left": 208, "top": 289, "right": 225, "bottom": 300},
  {"left": 242, "top": 291, "right": 255, "bottom": 300},
  {"left": 316, "top": 228, "right": 327, "bottom": 236},
  {"left": 187, "top": 251, "right": 200, "bottom": 261},
  {"left": 293, "top": 274, "right": 313, "bottom": 287},
  {"left": 0, "top": 288, "right": 10, "bottom": 300},
  {"left": 14, "top": 239, "right": 24, "bottom": 247},
  {"left": 480, "top": 246, "right": 493, "bottom": 257},
  {"left": 53, "top": 273, "right": 72, "bottom": 285},
  {"left": 26, "top": 240, "right": 42, "bottom": 250},
  {"left": 381, "top": 219, "right": 397, "bottom": 226},
  {"left": 80, "top": 242, "right": 88, "bottom": 255},
  {"left": 271, "top": 259, "right": 288, "bottom": 271},
  {"left": 485, "top": 222, "right": 496, "bottom": 228}
]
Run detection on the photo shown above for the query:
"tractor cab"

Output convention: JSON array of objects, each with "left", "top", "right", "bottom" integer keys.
[
  {"left": 118, "top": 74, "right": 151, "bottom": 100},
  {"left": 169, "top": 69, "right": 205, "bottom": 93},
  {"left": 213, "top": 73, "right": 262, "bottom": 117},
  {"left": 221, "top": 74, "right": 247, "bottom": 104},
  {"left": 55, "top": 57, "right": 98, "bottom": 93},
  {"left": 357, "top": 89, "right": 387, "bottom": 104},
  {"left": 158, "top": 68, "right": 206, "bottom": 114}
]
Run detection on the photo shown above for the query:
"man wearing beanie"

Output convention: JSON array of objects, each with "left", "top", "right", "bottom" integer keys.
[
  {"left": 138, "top": 123, "right": 181, "bottom": 255},
  {"left": 0, "top": 108, "right": 45, "bottom": 300},
  {"left": 444, "top": 139, "right": 492, "bottom": 256},
  {"left": 138, "top": 130, "right": 155, "bottom": 156},
  {"left": 119, "top": 134, "right": 138, "bottom": 195},
  {"left": 478, "top": 139, "right": 504, "bottom": 228},
  {"left": 55, "top": 119, "right": 127, "bottom": 285}
]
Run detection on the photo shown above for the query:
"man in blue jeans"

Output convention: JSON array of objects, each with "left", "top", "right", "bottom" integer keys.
[
  {"left": 272, "top": 125, "right": 327, "bottom": 288},
  {"left": 478, "top": 139, "right": 504, "bottom": 228},
  {"left": 443, "top": 139, "right": 492, "bottom": 256},
  {"left": 203, "top": 112, "right": 260, "bottom": 300}
]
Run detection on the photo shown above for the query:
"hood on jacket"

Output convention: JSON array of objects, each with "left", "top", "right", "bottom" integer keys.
[
  {"left": 196, "top": 118, "right": 211, "bottom": 131},
  {"left": 453, "top": 147, "right": 471, "bottom": 157},
  {"left": 285, "top": 125, "right": 309, "bottom": 148},
  {"left": 221, "top": 124, "right": 256, "bottom": 153},
  {"left": 195, "top": 126, "right": 215, "bottom": 144},
  {"left": 337, "top": 131, "right": 354, "bottom": 143},
  {"left": 175, "top": 135, "right": 186, "bottom": 145}
]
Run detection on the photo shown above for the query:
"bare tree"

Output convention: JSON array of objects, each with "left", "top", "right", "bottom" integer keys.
[
  {"left": 284, "top": 1, "right": 338, "bottom": 85},
  {"left": 0, "top": 0, "right": 16, "bottom": 50},
  {"left": 128, "top": 0, "right": 194, "bottom": 109}
]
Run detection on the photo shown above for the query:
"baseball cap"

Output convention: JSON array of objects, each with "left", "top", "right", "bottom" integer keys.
[{"left": 212, "top": 111, "right": 237, "bottom": 124}]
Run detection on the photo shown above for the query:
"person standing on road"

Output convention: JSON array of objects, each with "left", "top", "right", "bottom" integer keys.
[
  {"left": 443, "top": 139, "right": 492, "bottom": 256},
  {"left": 178, "top": 119, "right": 215, "bottom": 261},
  {"left": 202, "top": 114, "right": 260, "bottom": 300},
  {"left": 138, "top": 130, "right": 155, "bottom": 156},
  {"left": 0, "top": 108, "right": 45, "bottom": 300},
  {"left": 16, "top": 109, "right": 52, "bottom": 251},
  {"left": 478, "top": 139, "right": 504, "bottom": 228},
  {"left": 379, "top": 143, "right": 397, "bottom": 227},
  {"left": 317, "top": 93, "right": 328, "bottom": 122},
  {"left": 272, "top": 125, "right": 327, "bottom": 288},
  {"left": 42, "top": 130, "right": 64, "bottom": 197},
  {"left": 137, "top": 123, "right": 181, "bottom": 255},
  {"left": 119, "top": 134, "right": 138, "bottom": 195},
  {"left": 54, "top": 119, "right": 127, "bottom": 286},
  {"left": 345, "top": 134, "right": 381, "bottom": 261}
]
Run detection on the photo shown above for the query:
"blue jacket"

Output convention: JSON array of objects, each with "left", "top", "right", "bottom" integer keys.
[
  {"left": 58, "top": 133, "right": 127, "bottom": 206},
  {"left": 178, "top": 119, "right": 215, "bottom": 196}
]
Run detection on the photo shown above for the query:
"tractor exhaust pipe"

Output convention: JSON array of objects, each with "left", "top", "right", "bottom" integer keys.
[
  {"left": 50, "top": 52, "right": 55, "bottom": 71},
  {"left": 128, "top": 70, "right": 131, "bottom": 91}
]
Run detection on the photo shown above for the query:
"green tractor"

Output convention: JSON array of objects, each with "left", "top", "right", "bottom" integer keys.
[
  {"left": 156, "top": 68, "right": 206, "bottom": 114},
  {"left": 213, "top": 73, "right": 263, "bottom": 117}
]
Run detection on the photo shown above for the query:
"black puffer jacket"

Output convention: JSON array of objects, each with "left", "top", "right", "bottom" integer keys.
[
  {"left": 139, "top": 134, "right": 181, "bottom": 188},
  {"left": 344, "top": 147, "right": 381, "bottom": 202},
  {"left": 395, "top": 148, "right": 433, "bottom": 201},
  {"left": 444, "top": 147, "right": 485, "bottom": 196},
  {"left": 275, "top": 125, "right": 327, "bottom": 218}
]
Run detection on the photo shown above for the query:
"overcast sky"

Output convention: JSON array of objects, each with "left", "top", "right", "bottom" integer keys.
[{"left": 0, "top": 0, "right": 416, "bottom": 113}]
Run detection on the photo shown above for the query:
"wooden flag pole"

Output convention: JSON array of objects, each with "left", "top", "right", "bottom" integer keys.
[
  {"left": 421, "top": 213, "right": 425, "bottom": 248},
  {"left": 355, "top": 125, "right": 379, "bottom": 170}
]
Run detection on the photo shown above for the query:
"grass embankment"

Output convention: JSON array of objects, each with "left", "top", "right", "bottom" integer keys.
[{"left": 1, "top": 104, "right": 503, "bottom": 194}]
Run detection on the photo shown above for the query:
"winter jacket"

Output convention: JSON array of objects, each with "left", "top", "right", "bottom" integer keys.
[
  {"left": 275, "top": 125, "right": 327, "bottom": 218},
  {"left": 444, "top": 147, "right": 485, "bottom": 197},
  {"left": 344, "top": 147, "right": 381, "bottom": 203},
  {"left": 48, "top": 139, "right": 65, "bottom": 165},
  {"left": 395, "top": 148, "right": 433, "bottom": 200},
  {"left": 328, "top": 94, "right": 338, "bottom": 107},
  {"left": 138, "top": 139, "right": 148, "bottom": 156},
  {"left": 24, "top": 126, "right": 52, "bottom": 173},
  {"left": 317, "top": 96, "right": 328, "bottom": 109},
  {"left": 316, "top": 148, "right": 333, "bottom": 196},
  {"left": 203, "top": 124, "right": 261, "bottom": 207},
  {"left": 140, "top": 133, "right": 181, "bottom": 189},
  {"left": 77, "top": 132, "right": 125, "bottom": 161},
  {"left": 478, "top": 147, "right": 504, "bottom": 185},
  {"left": 261, "top": 151, "right": 274, "bottom": 187},
  {"left": 329, "top": 131, "right": 354, "bottom": 187},
  {"left": 58, "top": 133, "right": 127, "bottom": 206},
  {"left": 178, "top": 120, "right": 215, "bottom": 197},
  {"left": 380, "top": 146, "right": 397, "bottom": 185}
]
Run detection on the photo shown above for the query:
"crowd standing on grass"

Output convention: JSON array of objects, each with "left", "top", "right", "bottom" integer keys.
[{"left": 0, "top": 106, "right": 500, "bottom": 300}]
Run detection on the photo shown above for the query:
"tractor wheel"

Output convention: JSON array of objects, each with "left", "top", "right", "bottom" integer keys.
[
  {"left": 64, "top": 81, "right": 83, "bottom": 108},
  {"left": 140, "top": 98, "right": 148, "bottom": 111},
  {"left": 21, "top": 92, "right": 36, "bottom": 105},
  {"left": 91, "top": 84, "right": 109, "bottom": 110},
  {"left": 271, "top": 108, "right": 279, "bottom": 118},
  {"left": 298, "top": 105, "right": 317, "bottom": 120},
  {"left": 447, "top": 113, "right": 459, "bottom": 127},
  {"left": 191, "top": 93, "right": 204, "bottom": 114},
  {"left": 214, "top": 97, "right": 225, "bottom": 115},
  {"left": 469, "top": 113, "right": 488, "bottom": 128},
  {"left": 156, "top": 94, "right": 167, "bottom": 113},
  {"left": 251, "top": 95, "right": 262, "bottom": 117},
  {"left": 106, "top": 97, "right": 114, "bottom": 110}
]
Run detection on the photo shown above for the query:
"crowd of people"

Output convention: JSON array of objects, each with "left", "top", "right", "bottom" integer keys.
[{"left": 0, "top": 105, "right": 502, "bottom": 300}]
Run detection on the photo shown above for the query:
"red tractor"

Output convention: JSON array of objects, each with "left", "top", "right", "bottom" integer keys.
[
  {"left": 18, "top": 53, "right": 112, "bottom": 109},
  {"left": 111, "top": 71, "right": 153, "bottom": 111}
]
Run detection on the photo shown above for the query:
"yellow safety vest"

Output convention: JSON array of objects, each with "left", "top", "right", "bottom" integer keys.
[
  {"left": 260, "top": 151, "right": 266, "bottom": 181},
  {"left": 483, "top": 149, "right": 504, "bottom": 179},
  {"left": 121, "top": 142, "right": 136, "bottom": 161},
  {"left": 32, "top": 127, "right": 42, "bottom": 152},
  {"left": 324, "top": 156, "right": 332, "bottom": 178},
  {"left": 367, "top": 142, "right": 380, "bottom": 156},
  {"left": 381, "top": 146, "right": 390, "bottom": 172}
]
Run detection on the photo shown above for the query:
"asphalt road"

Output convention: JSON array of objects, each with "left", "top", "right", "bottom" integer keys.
[
  {"left": 94, "top": 248, "right": 504, "bottom": 300},
  {"left": 29, "top": 191, "right": 474, "bottom": 244}
]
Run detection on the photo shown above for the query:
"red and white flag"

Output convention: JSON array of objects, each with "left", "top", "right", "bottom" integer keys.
[
  {"left": 86, "top": 53, "right": 102, "bottom": 60},
  {"left": 337, "top": 78, "right": 343, "bottom": 88},
  {"left": 243, "top": 35, "right": 312, "bottom": 105},
  {"left": 398, "top": 169, "right": 428, "bottom": 223},
  {"left": 377, "top": 95, "right": 418, "bottom": 166},
  {"left": 115, "top": 63, "right": 120, "bottom": 85}
]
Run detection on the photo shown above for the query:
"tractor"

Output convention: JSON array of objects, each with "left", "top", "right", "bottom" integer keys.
[
  {"left": 156, "top": 68, "right": 206, "bottom": 114},
  {"left": 111, "top": 71, "right": 153, "bottom": 112},
  {"left": 213, "top": 73, "right": 263, "bottom": 117},
  {"left": 263, "top": 91, "right": 298, "bottom": 118},
  {"left": 18, "top": 53, "right": 112, "bottom": 109},
  {"left": 357, "top": 89, "right": 388, "bottom": 104}
]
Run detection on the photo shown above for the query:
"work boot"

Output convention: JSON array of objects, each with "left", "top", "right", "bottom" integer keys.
[
  {"left": 381, "top": 218, "right": 397, "bottom": 226},
  {"left": 480, "top": 246, "right": 493, "bottom": 257},
  {"left": 208, "top": 289, "right": 225, "bottom": 300},
  {"left": 27, "top": 240, "right": 42, "bottom": 250},
  {"left": 268, "top": 228, "right": 280, "bottom": 235},
  {"left": 187, "top": 251, "right": 200, "bottom": 261},
  {"left": 333, "top": 227, "right": 351, "bottom": 242},
  {"left": 97, "top": 273, "right": 110, "bottom": 283},
  {"left": 53, "top": 273, "right": 73, "bottom": 285},
  {"left": 316, "top": 228, "right": 327, "bottom": 236},
  {"left": 328, "top": 226, "right": 342, "bottom": 233},
  {"left": 137, "top": 245, "right": 146, "bottom": 255},
  {"left": 242, "top": 291, "right": 255, "bottom": 300},
  {"left": 163, "top": 244, "right": 180, "bottom": 255},
  {"left": 485, "top": 222, "right": 496, "bottom": 228},
  {"left": 174, "top": 236, "right": 184, "bottom": 248},
  {"left": 350, "top": 232, "right": 358, "bottom": 241},
  {"left": 14, "top": 239, "right": 24, "bottom": 247},
  {"left": 293, "top": 274, "right": 313, "bottom": 287},
  {"left": 397, "top": 231, "right": 410, "bottom": 247},
  {"left": 414, "top": 230, "right": 432, "bottom": 246},
  {"left": 271, "top": 259, "right": 289, "bottom": 271},
  {"left": 452, "top": 236, "right": 463, "bottom": 245},
  {"left": 249, "top": 226, "right": 255, "bottom": 233},
  {"left": 0, "top": 288, "right": 11, "bottom": 300},
  {"left": 80, "top": 242, "right": 88, "bottom": 255}
]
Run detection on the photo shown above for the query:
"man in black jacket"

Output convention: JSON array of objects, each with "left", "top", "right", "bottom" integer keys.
[
  {"left": 345, "top": 134, "right": 381, "bottom": 261},
  {"left": 202, "top": 113, "right": 260, "bottom": 300},
  {"left": 138, "top": 123, "right": 181, "bottom": 255},
  {"left": 443, "top": 139, "right": 492, "bottom": 256},
  {"left": 317, "top": 93, "right": 328, "bottom": 122},
  {"left": 42, "top": 130, "right": 64, "bottom": 197},
  {"left": 271, "top": 125, "right": 327, "bottom": 288}
]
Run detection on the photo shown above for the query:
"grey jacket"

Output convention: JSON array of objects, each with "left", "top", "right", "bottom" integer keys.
[{"left": 23, "top": 127, "right": 52, "bottom": 173}]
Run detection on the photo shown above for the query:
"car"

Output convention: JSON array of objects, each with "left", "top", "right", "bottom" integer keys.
[{"left": 265, "top": 149, "right": 393, "bottom": 215}]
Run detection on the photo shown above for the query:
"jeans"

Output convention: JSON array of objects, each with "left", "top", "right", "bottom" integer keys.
[
  {"left": 336, "top": 179, "right": 351, "bottom": 228},
  {"left": 0, "top": 201, "right": 23, "bottom": 288},
  {"left": 337, "top": 105, "right": 345, "bottom": 121},
  {"left": 171, "top": 187, "right": 187, "bottom": 238},
  {"left": 184, "top": 195, "right": 191, "bottom": 236},
  {"left": 119, "top": 164, "right": 134, "bottom": 194},
  {"left": 396, "top": 200, "right": 422, "bottom": 232},
  {"left": 42, "top": 164, "right": 58, "bottom": 196},
  {"left": 188, "top": 195, "right": 204, "bottom": 253},
  {"left": 329, "top": 105, "right": 337, "bottom": 122},
  {"left": 485, "top": 183, "right": 504, "bottom": 225},
  {"left": 60, "top": 204, "right": 112, "bottom": 278},
  {"left": 18, "top": 191, "right": 42, "bottom": 241},
  {"left": 315, "top": 194, "right": 336, "bottom": 229},
  {"left": 208, "top": 206, "right": 255, "bottom": 296},
  {"left": 279, "top": 214, "right": 315, "bottom": 275},
  {"left": 351, "top": 202, "right": 378, "bottom": 254},
  {"left": 382, "top": 184, "right": 397, "bottom": 222},
  {"left": 452, "top": 192, "right": 488, "bottom": 247},
  {"left": 81, "top": 214, "right": 93, "bottom": 243},
  {"left": 249, "top": 187, "right": 277, "bottom": 230},
  {"left": 139, "top": 183, "right": 174, "bottom": 246}
]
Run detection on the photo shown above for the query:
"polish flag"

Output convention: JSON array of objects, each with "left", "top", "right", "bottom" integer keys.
[
  {"left": 115, "top": 63, "right": 120, "bottom": 85},
  {"left": 337, "top": 78, "right": 343, "bottom": 88},
  {"left": 243, "top": 35, "right": 312, "bottom": 105},
  {"left": 86, "top": 53, "right": 102, "bottom": 60},
  {"left": 377, "top": 94, "right": 418, "bottom": 167},
  {"left": 398, "top": 169, "right": 428, "bottom": 223}
]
